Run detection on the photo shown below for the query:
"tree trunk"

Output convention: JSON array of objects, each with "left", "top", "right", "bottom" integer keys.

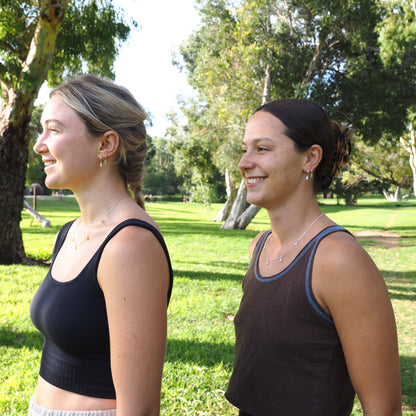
[
  {"left": 220, "top": 41, "right": 272, "bottom": 230},
  {"left": 383, "top": 186, "right": 400, "bottom": 202},
  {"left": 400, "top": 125, "right": 416, "bottom": 197},
  {"left": 213, "top": 169, "right": 237, "bottom": 222},
  {"left": 0, "top": 115, "right": 31, "bottom": 263},
  {"left": 221, "top": 178, "right": 262, "bottom": 229},
  {"left": 0, "top": 1, "right": 66, "bottom": 264},
  {"left": 221, "top": 178, "right": 249, "bottom": 229}
]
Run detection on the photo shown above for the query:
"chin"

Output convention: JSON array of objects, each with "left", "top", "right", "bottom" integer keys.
[
  {"left": 246, "top": 196, "right": 262, "bottom": 207},
  {"left": 44, "top": 178, "right": 62, "bottom": 190}
]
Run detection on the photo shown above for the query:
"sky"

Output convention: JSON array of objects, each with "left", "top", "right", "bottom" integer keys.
[{"left": 37, "top": 0, "right": 201, "bottom": 137}]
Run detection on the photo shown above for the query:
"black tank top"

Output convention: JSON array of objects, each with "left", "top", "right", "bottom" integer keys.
[
  {"left": 30, "top": 219, "right": 173, "bottom": 399},
  {"left": 225, "top": 226, "right": 355, "bottom": 416}
]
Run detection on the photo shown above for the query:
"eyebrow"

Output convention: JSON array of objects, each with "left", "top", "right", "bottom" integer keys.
[
  {"left": 41, "top": 119, "right": 65, "bottom": 127},
  {"left": 242, "top": 137, "right": 274, "bottom": 145}
]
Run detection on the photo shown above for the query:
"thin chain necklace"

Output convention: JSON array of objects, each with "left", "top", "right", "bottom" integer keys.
[
  {"left": 72, "top": 196, "right": 128, "bottom": 250},
  {"left": 264, "top": 213, "right": 325, "bottom": 265}
]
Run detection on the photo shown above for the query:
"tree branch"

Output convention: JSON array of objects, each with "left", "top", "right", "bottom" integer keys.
[{"left": 351, "top": 160, "right": 406, "bottom": 188}]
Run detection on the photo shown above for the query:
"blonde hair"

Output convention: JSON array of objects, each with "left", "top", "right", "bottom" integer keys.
[{"left": 51, "top": 74, "right": 148, "bottom": 208}]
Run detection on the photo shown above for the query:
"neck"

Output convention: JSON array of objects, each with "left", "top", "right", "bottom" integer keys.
[
  {"left": 74, "top": 189, "right": 129, "bottom": 225},
  {"left": 267, "top": 202, "right": 323, "bottom": 246}
]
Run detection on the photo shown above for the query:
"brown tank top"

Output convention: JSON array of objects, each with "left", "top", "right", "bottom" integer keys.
[{"left": 225, "top": 226, "right": 355, "bottom": 416}]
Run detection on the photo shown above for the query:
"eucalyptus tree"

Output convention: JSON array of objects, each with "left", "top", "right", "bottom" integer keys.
[
  {"left": 0, "top": 0, "right": 134, "bottom": 264},
  {"left": 375, "top": 0, "right": 416, "bottom": 196},
  {"left": 174, "top": 0, "right": 384, "bottom": 229}
]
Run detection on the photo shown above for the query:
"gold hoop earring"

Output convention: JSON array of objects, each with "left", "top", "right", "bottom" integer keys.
[{"left": 99, "top": 154, "right": 108, "bottom": 168}]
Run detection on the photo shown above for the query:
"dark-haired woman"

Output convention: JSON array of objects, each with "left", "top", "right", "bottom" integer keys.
[
  {"left": 225, "top": 99, "right": 402, "bottom": 416},
  {"left": 29, "top": 74, "right": 173, "bottom": 416}
]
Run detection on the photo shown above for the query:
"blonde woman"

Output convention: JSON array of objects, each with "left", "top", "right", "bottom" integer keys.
[{"left": 30, "top": 75, "right": 173, "bottom": 416}]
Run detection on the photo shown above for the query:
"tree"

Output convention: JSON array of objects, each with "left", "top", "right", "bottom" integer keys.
[
  {"left": 352, "top": 138, "right": 412, "bottom": 199},
  {"left": 0, "top": 0, "right": 133, "bottom": 264},
  {"left": 174, "top": 0, "right": 385, "bottom": 229},
  {"left": 26, "top": 105, "right": 47, "bottom": 193},
  {"left": 375, "top": 0, "right": 416, "bottom": 196},
  {"left": 142, "top": 135, "right": 184, "bottom": 197}
]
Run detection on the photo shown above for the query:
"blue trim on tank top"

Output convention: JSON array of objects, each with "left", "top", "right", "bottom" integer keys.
[
  {"left": 305, "top": 226, "right": 345, "bottom": 325},
  {"left": 254, "top": 229, "right": 320, "bottom": 283},
  {"left": 254, "top": 225, "right": 346, "bottom": 325}
]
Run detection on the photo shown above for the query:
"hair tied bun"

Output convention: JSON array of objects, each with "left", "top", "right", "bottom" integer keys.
[{"left": 330, "top": 126, "right": 352, "bottom": 179}]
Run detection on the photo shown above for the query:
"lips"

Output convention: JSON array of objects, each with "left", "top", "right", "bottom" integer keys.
[
  {"left": 246, "top": 177, "right": 266, "bottom": 185},
  {"left": 43, "top": 160, "right": 56, "bottom": 168}
]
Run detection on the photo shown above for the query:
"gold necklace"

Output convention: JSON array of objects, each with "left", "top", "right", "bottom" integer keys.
[
  {"left": 72, "top": 196, "right": 127, "bottom": 250},
  {"left": 264, "top": 213, "right": 325, "bottom": 265}
]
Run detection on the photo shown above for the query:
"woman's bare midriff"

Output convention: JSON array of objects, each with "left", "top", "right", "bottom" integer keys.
[{"left": 33, "top": 376, "right": 116, "bottom": 411}]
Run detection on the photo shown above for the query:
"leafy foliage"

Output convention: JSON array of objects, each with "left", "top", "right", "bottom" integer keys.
[
  {"left": 142, "top": 136, "right": 184, "bottom": 197},
  {"left": 0, "top": 0, "right": 136, "bottom": 263},
  {"left": 25, "top": 105, "right": 47, "bottom": 191},
  {"left": 48, "top": 0, "right": 135, "bottom": 84}
]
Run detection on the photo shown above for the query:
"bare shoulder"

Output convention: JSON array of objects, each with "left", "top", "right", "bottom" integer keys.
[
  {"left": 97, "top": 218, "right": 170, "bottom": 291},
  {"left": 316, "top": 229, "right": 379, "bottom": 276},
  {"left": 313, "top": 229, "right": 390, "bottom": 316}
]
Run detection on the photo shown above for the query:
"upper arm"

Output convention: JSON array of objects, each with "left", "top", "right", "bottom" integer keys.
[
  {"left": 98, "top": 226, "right": 170, "bottom": 415},
  {"left": 313, "top": 234, "right": 402, "bottom": 415}
]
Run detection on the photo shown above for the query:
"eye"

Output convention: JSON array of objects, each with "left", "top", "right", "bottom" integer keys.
[
  {"left": 241, "top": 148, "right": 247, "bottom": 154},
  {"left": 257, "top": 146, "right": 268, "bottom": 152}
]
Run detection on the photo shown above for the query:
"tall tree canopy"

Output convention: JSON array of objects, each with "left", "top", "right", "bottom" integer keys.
[
  {"left": 173, "top": 0, "right": 394, "bottom": 228},
  {"left": 0, "top": 0, "right": 134, "bottom": 264},
  {"left": 375, "top": 0, "right": 416, "bottom": 195}
]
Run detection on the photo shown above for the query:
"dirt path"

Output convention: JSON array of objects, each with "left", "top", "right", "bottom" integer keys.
[{"left": 354, "top": 231, "right": 401, "bottom": 249}]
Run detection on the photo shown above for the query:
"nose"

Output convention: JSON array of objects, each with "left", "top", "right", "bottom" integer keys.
[
  {"left": 238, "top": 151, "right": 255, "bottom": 174},
  {"left": 33, "top": 131, "right": 48, "bottom": 155}
]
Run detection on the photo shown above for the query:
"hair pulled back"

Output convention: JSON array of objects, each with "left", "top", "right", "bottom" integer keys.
[
  {"left": 50, "top": 74, "right": 148, "bottom": 208},
  {"left": 255, "top": 99, "right": 351, "bottom": 192}
]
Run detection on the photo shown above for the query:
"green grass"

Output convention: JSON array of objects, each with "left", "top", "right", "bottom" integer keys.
[{"left": 1, "top": 196, "right": 415, "bottom": 415}]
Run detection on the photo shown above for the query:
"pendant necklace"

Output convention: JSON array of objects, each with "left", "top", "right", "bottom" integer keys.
[
  {"left": 264, "top": 213, "right": 325, "bottom": 265},
  {"left": 72, "top": 196, "right": 127, "bottom": 250}
]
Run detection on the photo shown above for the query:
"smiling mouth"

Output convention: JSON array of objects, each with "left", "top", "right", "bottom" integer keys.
[
  {"left": 246, "top": 177, "right": 266, "bottom": 185},
  {"left": 44, "top": 161, "right": 56, "bottom": 167}
]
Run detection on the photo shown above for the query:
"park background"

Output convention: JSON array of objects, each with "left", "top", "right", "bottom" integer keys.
[
  {"left": 1, "top": 196, "right": 416, "bottom": 414},
  {"left": 1, "top": 0, "right": 416, "bottom": 414}
]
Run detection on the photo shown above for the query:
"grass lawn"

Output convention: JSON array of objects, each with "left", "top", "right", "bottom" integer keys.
[{"left": 0, "top": 196, "right": 415, "bottom": 415}]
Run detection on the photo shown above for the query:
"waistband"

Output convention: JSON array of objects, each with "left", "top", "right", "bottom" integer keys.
[{"left": 29, "top": 397, "right": 116, "bottom": 416}]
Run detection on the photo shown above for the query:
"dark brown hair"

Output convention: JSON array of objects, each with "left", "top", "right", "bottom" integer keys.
[{"left": 255, "top": 99, "right": 351, "bottom": 192}]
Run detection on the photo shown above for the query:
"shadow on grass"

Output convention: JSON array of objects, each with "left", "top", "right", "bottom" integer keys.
[
  {"left": 400, "top": 355, "right": 416, "bottom": 410},
  {"left": 0, "top": 328, "right": 43, "bottom": 350},
  {"left": 166, "top": 338, "right": 235, "bottom": 366},
  {"left": 381, "top": 270, "right": 416, "bottom": 302},
  {"left": 173, "top": 269, "right": 244, "bottom": 282}
]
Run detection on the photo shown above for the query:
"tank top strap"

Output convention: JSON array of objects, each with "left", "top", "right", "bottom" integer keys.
[
  {"left": 251, "top": 230, "right": 271, "bottom": 263},
  {"left": 92, "top": 218, "right": 173, "bottom": 305},
  {"left": 51, "top": 220, "right": 75, "bottom": 263},
  {"left": 305, "top": 225, "right": 352, "bottom": 324},
  {"left": 310, "top": 225, "right": 349, "bottom": 245}
]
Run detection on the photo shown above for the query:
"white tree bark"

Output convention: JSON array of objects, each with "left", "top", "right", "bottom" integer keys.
[
  {"left": 400, "top": 124, "right": 416, "bottom": 197},
  {"left": 23, "top": 200, "right": 51, "bottom": 228}
]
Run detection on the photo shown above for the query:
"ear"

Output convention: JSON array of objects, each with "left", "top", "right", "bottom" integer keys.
[
  {"left": 303, "top": 144, "right": 322, "bottom": 173},
  {"left": 98, "top": 130, "right": 120, "bottom": 160}
]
